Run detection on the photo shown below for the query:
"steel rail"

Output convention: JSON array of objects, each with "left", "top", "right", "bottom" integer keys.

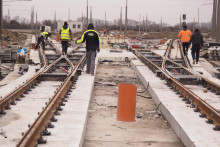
[
  {"left": 16, "top": 54, "right": 86, "bottom": 147},
  {"left": 162, "top": 39, "right": 220, "bottom": 128},
  {"left": 162, "top": 40, "right": 198, "bottom": 77},
  {"left": 133, "top": 40, "right": 220, "bottom": 129},
  {"left": 177, "top": 40, "right": 220, "bottom": 95},
  {"left": 0, "top": 48, "right": 48, "bottom": 113},
  {"left": 0, "top": 56, "right": 63, "bottom": 113}
]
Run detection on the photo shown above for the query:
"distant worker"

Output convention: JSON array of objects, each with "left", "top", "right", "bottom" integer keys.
[
  {"left": 178, "top": 25, "right": 192, "bottom": 56},
  {"left": 59, "top": 21, "right": 72, "bottom": 55},
  {"left": 35, "top": 31, "right": 50, "bottom": 49},
  {"left": 104, "top": 29, "right": 106, "bottom": 36},
  {"left": 75, "top": 23, "right": 100, "bottom": 76},
  {"left": 190, "top": 29, "right": 203, "bottom": 64}
]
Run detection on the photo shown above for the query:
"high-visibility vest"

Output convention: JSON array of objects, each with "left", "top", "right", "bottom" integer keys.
[
  {"left": 178, "top": 30, "right": 192, "bottom": 43},
  {"left": 60, "top": 28, "right": 70, "bottom": 40},
  {"left": 41, "top": 32, "right": 48, "bottom": 38}
]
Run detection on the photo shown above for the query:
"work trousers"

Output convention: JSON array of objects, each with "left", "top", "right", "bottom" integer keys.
[
  {"left": 35, "top": 37, "right": 45, "bottom": 49},
  {"left": 86, "top": 50, "right": 97, "bottom": 74},
  {"left": 61, "top": 41, "right": 69, "bottom": 54},
  {"left": 191, "top": 44, "right": 201, "bottom": 63},
  {"left": 182, "top": 42, "right": 190, "bottom": 55}
]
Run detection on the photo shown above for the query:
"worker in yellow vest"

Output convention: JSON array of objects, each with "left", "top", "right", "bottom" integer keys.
[
  {"left": 59, "top": 21, "right": 72, "bottom": 55},
  {"left": 178, "top": 25, "right": 192, "bottom": 56},
  {"left": 35, "top": 31, "right": 50, "bottom": 49}
]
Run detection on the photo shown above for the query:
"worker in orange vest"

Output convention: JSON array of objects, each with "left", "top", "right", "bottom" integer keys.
[{"left": 178, "top": 25, "right": 192, "bottom": 56}]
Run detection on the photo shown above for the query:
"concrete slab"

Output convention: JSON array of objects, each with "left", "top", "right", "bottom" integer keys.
[
  {"left": 98, "top": 49, "right": 135, "bottom": 62},
  {"left": 0, "top": 64, "right": 21, "bottom": 87},
  {"left": 187, "top": 51, "right": 220, "bottom": 85},
  {"left": 29, "top": 49, "right": 40, "bottom": 64},
  {"left": 131, "top": 59, "right": 220, "bottom": 147},
  {"left": 39, "top": 71, "right": 95, "bottom": 147},
  {"left": 0, "top": 81, "right": 61, "bottom": 147},
  {"left": 0, "top": 65, "right": 38, "bottom": 99}
]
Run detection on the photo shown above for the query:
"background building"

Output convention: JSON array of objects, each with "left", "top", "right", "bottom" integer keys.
[{"left": 57, "top": 21, "right": 83, "bottom": 33}]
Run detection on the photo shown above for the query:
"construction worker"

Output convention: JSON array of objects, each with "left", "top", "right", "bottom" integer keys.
[
  {"left": 35, "top": 31, "right": 50, "bottom": 49},
  {"left": 178, "top": 25, "right": 192, "bottom": 56},
  {"left": 59, "top": 21, "right": 72, "bottom": 55},
  {"left": 104, "top": 29, "right": 106, "bottom": 36},
  {"left": 75, "top": 23, "right": 100, "bottom": 76},
  {"left": 190, "top": 29, "right": 203, "bottom": 64}
]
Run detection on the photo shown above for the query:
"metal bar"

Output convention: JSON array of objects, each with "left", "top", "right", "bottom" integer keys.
[
  {"left": 216, "top": 0, "right": 220, "bottom": 42},
  {"left": 0, "top": 0, "right": 2, "bottom": 46},
  {"left": 133, "top": 40, "right": 220, "bottom": 127},
  {"left": 16, "top": 54, "right": 86, "bottom": 147}
]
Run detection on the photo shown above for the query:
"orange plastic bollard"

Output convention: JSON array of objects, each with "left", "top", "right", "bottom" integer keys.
[
  {"left": 56, "top": 36, "right": 59, "bottom": 42},
  {"left": 117, "top": 84, "right": 137, "bottom": 122}
]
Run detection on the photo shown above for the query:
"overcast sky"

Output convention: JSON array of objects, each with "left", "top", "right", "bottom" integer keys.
[{"left": 3, "top": 0, "right": 213, "bottom": 25}]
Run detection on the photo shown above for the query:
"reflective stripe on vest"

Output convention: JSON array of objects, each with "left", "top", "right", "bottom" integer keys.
[
  {"left": 178, "top": 30, "right": 191, "bottom": 43},
  {"left": 41, "top": 32, "right": 48, "bottom": 38},
  {"left": 61, "top": 28, "right": 70, "bottom": 40}
]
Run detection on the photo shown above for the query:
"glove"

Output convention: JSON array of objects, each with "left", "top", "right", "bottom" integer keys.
[
  {"left": 97, "top": 49, "right": 100, "bottom": 52},
  {"left": 75, "top": 40, "right": 77, "bottom": 44}
]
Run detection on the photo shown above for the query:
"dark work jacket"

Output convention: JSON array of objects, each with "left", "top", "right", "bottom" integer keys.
[
  {"left": 190, "top": 32, "right": 204, "bottom": 47},
  {"left": 76, "top": 29, "right": 100, "bottom": 52}
]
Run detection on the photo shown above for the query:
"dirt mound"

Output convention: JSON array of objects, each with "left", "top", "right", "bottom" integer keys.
[{"left": 2, "top": 29, "right": 27, "bottom": 47}]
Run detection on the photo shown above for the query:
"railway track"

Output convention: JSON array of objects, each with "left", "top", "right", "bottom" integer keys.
[
  {"left": 0, "top": 42, "right": 86, "bottom": 146},
  {"left": 132, "top": 39, "right": 220, "bottom": 131}
]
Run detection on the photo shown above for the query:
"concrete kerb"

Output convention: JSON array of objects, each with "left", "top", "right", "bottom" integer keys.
[
  {"left": 130, "top": 59, "right": 196, "bottom": 147},
  {"left": 79, "top": 59, "right": 97, "bottom": 147}
]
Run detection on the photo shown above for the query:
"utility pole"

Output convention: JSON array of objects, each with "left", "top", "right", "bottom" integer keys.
[
  {"left": 120, "top": 7, "right": 122, "bottom": 34},
  {"left": 82, "top": 12, "right": 84, "bottom": 22},
  {"left": 105, "top": 11, "right": 106, "bottom": 29},
  {"left": 90, "top": 6, "right": 92, "bottom": 23},
  {"left": 198, "top": 8, "right": 200, "bottom": 28},
  {"left": 161, "top": 17, "right": 162, "bottom": 32},
  {"left": 216, "top": 0, "right": 220, "bottom": 42},
  {"left": 138, "top": 14, "right": 141, "bottom": 34},
  {"left": 0, "top": 0, "right": 3, "bottom": 47},
  {"left": 142, "top": 17, "right": 145, "bottom": 32},
  {"left": 193, "top": 17, "right": 195, "bottom": 32},
  {"left": 87, "top": 0, "right": 88, "bottom": 26},
  {"left": 8, "top": 9, "right": 10, "bottom": 22},
  {"left": 180, "top": 14, "right": 182, "bottom": 29},
  {"left": 212, "top": 0, "right": 217, "bottom": 40},
  {"left": 54, "top": 11, "right": 56, "bottom": 30},
  {"left": 54, "top": 11, "right": 56, "bottom": 22},
  {"left": 146, "top": 13, "right": 147, "bottom": 32},
  {"left": 125, "top": 0, "right": 128, "bottom": 35},
  {"left": 35, "top": 10, "right": 38, "bottom": 32},
  {"left": 31, "top": 6, "right": 34, "bottom": 33}
]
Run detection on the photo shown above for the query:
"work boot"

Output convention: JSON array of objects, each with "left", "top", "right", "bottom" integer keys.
[
  {"left": 86, "top": 70, "right": 90, "bottom": 74},
  {"left": 193, "top": 60, "right": 195, "bottom": 64},
  {"left": 91, "top": 73, "right": 94, "bottom": 76}
]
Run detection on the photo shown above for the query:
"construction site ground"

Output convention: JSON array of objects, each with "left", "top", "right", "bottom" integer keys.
[{"left": 84, "top": 61, "right": 183, "bottom": 147}]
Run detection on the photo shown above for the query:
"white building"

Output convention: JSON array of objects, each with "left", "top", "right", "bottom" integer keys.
[{"left": 57, "top": 21, "right": 83, "bottom": 33}]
